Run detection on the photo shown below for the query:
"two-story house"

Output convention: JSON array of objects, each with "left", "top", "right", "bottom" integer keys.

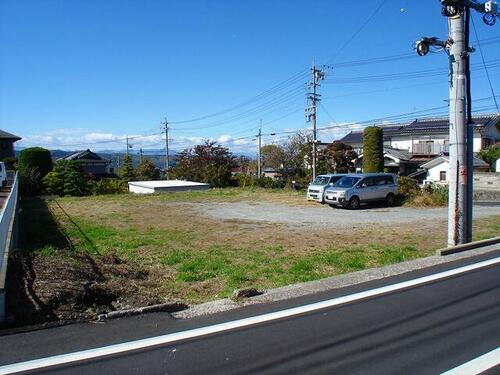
[{"left": 338, "top": 114, "right": 500, "bottom": 178}]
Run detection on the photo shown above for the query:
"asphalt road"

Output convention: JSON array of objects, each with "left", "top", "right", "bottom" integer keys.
[{"left": 1, "top": 251, "right": 499, "bottom": 375}]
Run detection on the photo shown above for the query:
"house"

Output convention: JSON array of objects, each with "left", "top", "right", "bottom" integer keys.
[
  {"left": 340, "top": 114, "right": 500, "bottom": 157},
  {"left": 262, "top": 167, "right": 282, "bottom": 180},
  {"left": 57, "top": 149, "right": 112, "bottom": 177},
  {"left": 410, "top": 156, "right": 489, "bottom": 185},
  {"left": 337, "top": 114, "right": 500, "bottom": 180},
  {"left": 353, "top": 147, "right": 420, "bottom": 175},
  {"left": 0, "top": 130, "right": 22, "bottom": 160}
]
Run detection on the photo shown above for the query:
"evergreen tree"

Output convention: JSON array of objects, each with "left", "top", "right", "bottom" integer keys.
[
  {"left": 363, "top": 126, "right": 384, "bottom": 173},
  {"left": 118, "top": 154, "right": 136, "bottom": 182}
]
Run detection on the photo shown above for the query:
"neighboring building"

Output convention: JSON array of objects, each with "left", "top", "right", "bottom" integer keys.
[
  {"left": 262, "top": 168, "right": 282, "bottom": 180},
  {"left": 57, "top": 149, "right": 111, "bottom": 177},
  {"left": 0, "top": 130, "right": 22, "bottom": 160},
  {"left": 411, "top": 156, "right": 489, "bottom": 185},
  {"left": 340, "top": 114, "right": 500, "bottom": 156},
  {"left": 353, "top": 147, "right": 420, "bottom": 175},
  {"left": 337, "top": 114, "right": 500, "bottom": 182}
]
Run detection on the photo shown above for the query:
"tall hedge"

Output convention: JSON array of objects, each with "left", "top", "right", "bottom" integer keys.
[
  {"left": 18, "top": 147, "right": 53, "bottom": 177},
  {"left": 363, "top": 126, "right": 384, "bottom": 173}
]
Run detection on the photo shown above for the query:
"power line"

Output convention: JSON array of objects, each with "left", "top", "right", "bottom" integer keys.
[{"left": 471, "top": 14, "right": 499, "bottom": 113}]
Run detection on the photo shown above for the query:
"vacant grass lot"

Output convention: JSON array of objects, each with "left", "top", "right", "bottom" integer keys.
[{"left": 17, "top": 188, "right": 500, "bottom": 316}]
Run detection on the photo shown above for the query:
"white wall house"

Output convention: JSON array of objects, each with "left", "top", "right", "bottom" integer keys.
[
  {"left": 340, "top": 114, "right": 500, "bottom": 157},
  {"left": 418, "top": 156, "right": 489, "bottom": 185}
]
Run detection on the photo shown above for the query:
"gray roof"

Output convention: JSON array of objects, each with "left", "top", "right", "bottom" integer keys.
[
  {"left": 383, "top": 147, "right": 412, "bottom": 161},
  {"left": 58, "top": 149, "right": 107, "bottom": 162},
  {"left": 340, "top": 114, "right": 499, "bottom": 144},
  {"left": 0, "top": 130, "right": 21, "bottom": 140}
]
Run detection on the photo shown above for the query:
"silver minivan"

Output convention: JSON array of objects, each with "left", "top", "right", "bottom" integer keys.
[
  {"left": 306, "top": 174, "right": 346, "bottom": 203},
  {"left": 324, "top": 173, "right": 398, "bottom": 209}
]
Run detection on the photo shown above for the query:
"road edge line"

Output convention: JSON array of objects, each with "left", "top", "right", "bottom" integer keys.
[{"left": 0, "top": 256, "right": 498, "bottom": 375}]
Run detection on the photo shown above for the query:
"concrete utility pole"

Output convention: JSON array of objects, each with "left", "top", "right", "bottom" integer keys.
[
  {"left": 415, "top": 0, "right": 499, "bottom": 246},
  {"left": 162, "top": 118, "right": 170, "bottom": 180},
  {"left": 306, "top": 65, "right": 326, "bottom": 181},
  {"left": 257, "top": 120, "right": 262, "bottom": 178},
  {"left": 139, "top": 148, "right": 143, "bottom": 163},
  {"left": 126, "top": 136, "right": 130, "bottom": 156}
]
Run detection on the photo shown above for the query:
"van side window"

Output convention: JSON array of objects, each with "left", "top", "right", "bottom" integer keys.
[
  {"left": 375, "top": 176, "right": 386, "bottom": 185},
  {"left": 384, "top": 176, "right": 394, "bottom": 185}
]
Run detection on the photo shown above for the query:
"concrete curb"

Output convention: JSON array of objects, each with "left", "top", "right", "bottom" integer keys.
[{"left": 437, "top": 236, "right": 500, "bottom": 255}]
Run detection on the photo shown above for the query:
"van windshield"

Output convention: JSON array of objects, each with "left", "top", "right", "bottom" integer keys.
[
  {"left": 333, "top": 176, "right": 361, "bottom": 188},
  {"left": 312, "top": 176, "right": 330, "bottom": 185}
]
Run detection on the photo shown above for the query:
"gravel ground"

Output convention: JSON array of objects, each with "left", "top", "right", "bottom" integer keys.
[{"left": 194, "top": 201, "right": 500, "bottom": 227}]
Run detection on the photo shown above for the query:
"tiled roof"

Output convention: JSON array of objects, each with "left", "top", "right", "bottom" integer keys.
[
  {"left": 58, "top": 149, "right": 107, "bottom": 162},
  {"left": 0, "top": 130, "right": 21, "bottom": 140},
  {"left": 384, "top": 147, "right": 412, "bottom": 161},
  {"left": 339, "top": 114, "right": 499, "bottom": 143}
]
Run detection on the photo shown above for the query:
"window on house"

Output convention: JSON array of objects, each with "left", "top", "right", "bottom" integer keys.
[{"left": 440, "top": 171, "right": 447, "bottom": 181}]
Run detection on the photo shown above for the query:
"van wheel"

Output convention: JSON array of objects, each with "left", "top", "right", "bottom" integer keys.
[
  {"left": 348, "top": 196, "right": 360, "bottom": 210},
  {"left": 386, "top": 193, "right": 395, "bottom": 207}
]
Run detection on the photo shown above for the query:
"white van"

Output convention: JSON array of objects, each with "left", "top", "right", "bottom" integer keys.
[{"left": 0, "top": 162, "right": 7, "bottom": 187}]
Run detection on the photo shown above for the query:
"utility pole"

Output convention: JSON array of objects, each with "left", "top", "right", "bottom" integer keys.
[
  {"left": 306, "top": 64, "right": 326, "bottom": 181},
  {"left": 257, "top": 120, "right": 262, "bottom": 178},
  {"left": 415, "top": 0, "right": 499, "bottom": 246},
  {"left": 126, "top": 136, "right": 130, "bottom": 156},
  {"left": 139, "top": 148, "right": 143, "bottom": 163},
  {"left": 162, "top": 117, "right": 170, "bottom": 180}
]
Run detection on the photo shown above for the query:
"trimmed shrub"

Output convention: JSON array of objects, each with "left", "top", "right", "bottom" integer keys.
[
  {"left": 18, "top": 147, "right": 53, "bottom": 178},
  {"left": 363, "top": 126, "right": 384, "bottom": 173},
  {"left": 19, "top": 167, "right": 42, "bottom": 197}
]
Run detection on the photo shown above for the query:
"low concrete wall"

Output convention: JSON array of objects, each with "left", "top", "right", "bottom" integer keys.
[
  {"left": 473, "top": 172, "right": 500, "bottom": 191},
  {"left": 0, "top": 173, "right": 19, "bottom": 323}
]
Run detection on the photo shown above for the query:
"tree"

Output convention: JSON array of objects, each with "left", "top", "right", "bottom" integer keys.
[
  {"left": 171, "top": 140, "right": 237, "bottom": 187},
  {"left": 136, "top": 159, "right": 160, "bottom": 181},
  {"left": 43, "top": 160, "right": 88, "bottom": 196},
  {"left": 282, "top": 131, "right": 311, "bottom": 176},
  {"left": 322, "top": 141, "right": 358, "bottom": 173},
  {"left": 363, "top": 126, "right": 384, "bottom": 173},
  {"left": 261, "top": 144, "right": 286, "bottom": 170},
  {"left": 118, "top": 154, "right": 136, "bottom": 182},
  {"left": 17, "top": 147, "right": 53, "bottom": 195},
  {"left": 18, "top": 147, "right": 53, "bottom": 177},
  {"left": 478, "top": 143, "right": 500, "bottom": 172}
]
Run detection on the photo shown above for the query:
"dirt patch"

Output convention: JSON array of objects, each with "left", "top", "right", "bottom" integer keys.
[{"left": 5, "top": 251, "right": 167, "bottom": 327}]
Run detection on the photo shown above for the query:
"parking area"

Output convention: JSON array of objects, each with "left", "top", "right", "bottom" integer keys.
[{"left": 193, "top": 201, "right": 500, "bottom": 228}]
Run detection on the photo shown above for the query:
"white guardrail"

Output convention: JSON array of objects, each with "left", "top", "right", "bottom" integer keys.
[{"left": 0, "top": 173, "right": 19, "bottom": 323}]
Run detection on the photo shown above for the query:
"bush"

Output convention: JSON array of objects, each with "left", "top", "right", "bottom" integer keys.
[
  {"left": 43, "top": 160, "right": 88, "bottom": 196},
  {"left": 405, "top": 183, "right": 448, "bottom": 207},
  {"left": 235, "top": 174, "right": 256, "bottom": 188},
  {"left": 19, "top": 167, "right": 42, "bottom": 197},
  {"left": 18, "top": 147, "right": 53, "bottom": 178},
  {"left": 397, "top": 176, "right": 420, "bottom": 200},
  {"left": 90, "top": 178, "right": 128, "bottom": 195},
  {"left": 363, "top": 126, "right": 384, "bottom": 173}
]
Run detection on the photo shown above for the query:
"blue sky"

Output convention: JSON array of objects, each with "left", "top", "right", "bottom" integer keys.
[{"left": 1, "top": 0, "right": 499, "bottom": 154}]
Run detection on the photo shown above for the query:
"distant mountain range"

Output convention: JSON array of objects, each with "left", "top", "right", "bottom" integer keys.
[{"left": 14, "top": 147, "right": 255, "bottom": 170}]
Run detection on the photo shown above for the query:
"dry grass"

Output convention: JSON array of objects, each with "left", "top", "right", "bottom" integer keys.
[{"left": 19, "top": 189, "right": 500, "bottom": 309}]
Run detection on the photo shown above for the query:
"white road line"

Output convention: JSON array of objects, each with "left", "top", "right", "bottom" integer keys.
[
  {"left": 440, "top": 347, "right": 500, "bottom": 375},
  {"left": 1, "top": 257, "right": 499, "bottom": 375}
]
